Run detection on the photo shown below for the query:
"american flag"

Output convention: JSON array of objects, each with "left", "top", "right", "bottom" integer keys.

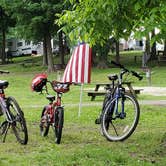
[{"left": 62, "top": 43, "right": 92, "bottom": 83}]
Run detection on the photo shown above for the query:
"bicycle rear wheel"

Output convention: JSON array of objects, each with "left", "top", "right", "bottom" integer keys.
[
  {"left": 101, "top": 94, "right": 140, "bottom": 141},
  {"left": 7, "top": 97, "right": 28, "bottom": 145},
  {"left": 95, "top": 93, "right": 112, "bottom": 124},
  {"left": 54, "top": 107, "right": 64, "bottom": 144}
]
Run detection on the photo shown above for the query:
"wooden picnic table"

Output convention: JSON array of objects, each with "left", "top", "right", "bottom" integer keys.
[
  {"left": 87, "top": 82, "right": 143, "bottom": 101},
  {"left": 87, "top": 83, "right": 111, "bottom": 101}
]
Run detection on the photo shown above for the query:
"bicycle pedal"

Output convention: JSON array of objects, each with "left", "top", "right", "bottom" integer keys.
[{"left": 95, "top": 118, "right": 101, "bottom": 124}]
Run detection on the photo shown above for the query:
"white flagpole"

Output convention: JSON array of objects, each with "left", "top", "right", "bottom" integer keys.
[{"left": 78, "top": 83, "right": 83, "bottom": 117}]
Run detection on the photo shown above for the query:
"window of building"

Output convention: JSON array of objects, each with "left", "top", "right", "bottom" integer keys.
[
  {"left": 17, "top": 42, "right": 23, "bottom": 47},
  {"left": 25, "top": 41, "right": 31, "bottom": 45}
]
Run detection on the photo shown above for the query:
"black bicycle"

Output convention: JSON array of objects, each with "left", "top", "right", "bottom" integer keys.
[
  {"left": 0, "top": 70, "right": 28, "bottom": 144},
  {"left": 96, "top": 61, "right": 143, "bottom": 141}
]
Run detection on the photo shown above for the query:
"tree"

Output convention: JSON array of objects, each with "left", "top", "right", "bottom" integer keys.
[
  {"left": 0, "top": 5, "right": 15, "bottom": 64},
  {"left": 0, "top": 6, "right": 6, "bottom": 64},
  {"left": 57, "top": 0, "right": 139, "bottom": 63},
  {"left": 58, "top": 0, "right": 166, "bottom": 64},
  {"left": 134, "top": 0, "right": 166, "bottom": 59},
  {"left": 3, "top": 0, "right": 64, "bottom": 72}
]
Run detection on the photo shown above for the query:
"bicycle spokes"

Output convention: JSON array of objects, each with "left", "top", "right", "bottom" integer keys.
[
  {"left": 102, "top": 94, "right": 140, "bottom": 141},
  {"left": 0, "top": 121, "right": 10, "bottom": 143}
]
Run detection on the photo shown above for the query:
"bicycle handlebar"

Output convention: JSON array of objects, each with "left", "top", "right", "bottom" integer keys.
[
  {"left": 131, "top": 70, "right": 143, "bottom": 80},
  {"left": 111, "top": 61, "right": 126, "bottom": 70},
  {"left": 111, "top": 60, "right": 143, "bottom": 80},
  {"left": 0, "top": 70, "right": 10, "bottom": 74}
]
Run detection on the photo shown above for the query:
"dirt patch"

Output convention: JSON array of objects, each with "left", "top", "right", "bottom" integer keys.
[{"left": 135, "top": 87, "right": 166, "bottom": 96}]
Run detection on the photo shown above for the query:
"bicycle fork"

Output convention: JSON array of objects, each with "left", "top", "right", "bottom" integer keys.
[{"left": 114, "top": 88, "right": 126, "bottom": 119}]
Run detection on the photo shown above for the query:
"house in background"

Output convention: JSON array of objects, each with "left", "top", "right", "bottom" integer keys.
[
  {"left": 119, "top": 38, "right": 145, "bottom": 51},
  {"left": 7, "top": 38, "right": 43, "bottom": 56},
  {"left": 7, "top": 37, "right": 164, "bottom": 57},
  {"left": 6, "top": 38, "right": 59, "bottom": 57}
]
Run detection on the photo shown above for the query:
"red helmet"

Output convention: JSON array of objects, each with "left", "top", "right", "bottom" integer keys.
[{"left": 31, "top": 74, "right": 47, "bottom": 92}]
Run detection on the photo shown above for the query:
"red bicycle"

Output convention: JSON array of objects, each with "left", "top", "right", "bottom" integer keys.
[
  {"left": 0, "top": 70, "right": 28, "bottom": 144},
  {"left": 31, "top": 74, "right": 70, "bottom": 144}
]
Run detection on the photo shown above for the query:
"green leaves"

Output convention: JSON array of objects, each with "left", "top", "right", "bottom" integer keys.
[
  {"left": 57, "top": 0, "right": 166, "bottom": 47},
  {"left": 57, "top": 0, "right": 137, "bottom": 46},
  {"left": 2, "top": 0, "right": 65, "bottom": 42}
]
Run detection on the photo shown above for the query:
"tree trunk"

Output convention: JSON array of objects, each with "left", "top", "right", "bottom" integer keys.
[
  {"left": 46, "top": 33, "right": 54, "bottom": 73},
  {"left": 115, "top": 40, "right": 120, "bottom": 63},
  {"left": 0, "top": 47, "right": 2, "bottom": 62},
  {"left": 91, "top": 48, "right": 97, "bottom": 66},
  {"left": 97, "top": 47, "right": 108, "bottom": 68},
  {"left": 164, "top": 40, "right": 166, "bottom": 56},
  {"left": 150, "top": 29, "right": 157, "bottom": 59},
  {"left": 1, "top": 29, "right": 6, "bottom": 64},
  {"left": 43, "top": 36, "right": 48, "bottom": 66},
  {"left": 59, "top": 31, "right": 65, "bottom": 65},
  {"left": 145, "top": 33, "right": 150, "bottom": 56},
  {"left": 151, "top": 42, "right": 156, "bottom": 59}
]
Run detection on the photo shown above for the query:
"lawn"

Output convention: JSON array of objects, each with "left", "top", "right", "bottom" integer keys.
[{"left": 0, "top": 54, "right": 166, "bottom": 166}]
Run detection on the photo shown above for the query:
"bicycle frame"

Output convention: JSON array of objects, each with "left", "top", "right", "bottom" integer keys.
[
  {"left": 0, "top": 88, "right": 13, "bottom": 123},
  {"left": 43, "top": 92, "right": 63, "bottom": 124},
  {"left": 114, "top": 86, "right": 126, "bottom": 119},
  {"left": 105, "top": 69, "right": 131, "bottom": 120}
]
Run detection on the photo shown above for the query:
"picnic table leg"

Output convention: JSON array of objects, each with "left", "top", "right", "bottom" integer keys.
[
  {"left": 91, "top": 94, "right": 95, "bottom": 101},
  {"left": 91, "top": 84, "right": 100, "bottom": 101},
  {"left": 94, "top": 85, "right": 100, "bottom": 91}
]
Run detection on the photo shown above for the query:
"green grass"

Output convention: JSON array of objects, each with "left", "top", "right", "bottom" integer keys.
[{"left": 0, "top": 54, "right": 166, "bottom": 166}]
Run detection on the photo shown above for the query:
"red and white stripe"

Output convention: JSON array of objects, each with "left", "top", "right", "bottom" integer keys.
[{"left": 62, "top": 43, "right": 92, "bottom": 83}]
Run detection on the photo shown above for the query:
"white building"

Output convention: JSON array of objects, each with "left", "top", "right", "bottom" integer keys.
[
  {"left": 119, "top": 38, "right": 144, "bottom": 51},
  {"left": 7, "top": 38, "right": 43, "bottom": 56}
]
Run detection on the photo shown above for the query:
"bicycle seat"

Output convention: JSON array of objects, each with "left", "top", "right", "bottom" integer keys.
[
  {"left": 108, "top": 74, "right": 118, "bottom": 81},
  {"left": 46, "top": 95, "right": 55, "bottom": 101},
  {"left": 0, "top": 80, "right": 9, "bottom": 89}
]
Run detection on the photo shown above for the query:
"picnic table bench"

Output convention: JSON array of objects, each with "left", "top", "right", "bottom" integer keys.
[
  {"left": 87, "top": 82, "right": 143, "bottom": 101},
  {"left": 20, "top": 59, "right": 39, "bottom": 67}
]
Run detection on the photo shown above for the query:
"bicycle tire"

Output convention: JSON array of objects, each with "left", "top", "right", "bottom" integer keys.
[
  {"left": 40, "top": 107, "right": 50, "bottom": 137},
  {"left": 102, "top": 92, "right": 113, "bottom": 113},
  {"left": 0, "top": 121, "right": 9, "bottom": 143},
  {"left": 7, "top": 96, "right": 28, "bottom": 145},
  {"left": 95, "top": 92, "right": 112, "bottom": 125},
  {"left": 101, "top": 94, "right": 140, "bottom": 141},
  {"left": 54, "top": 107, "right": 64, "bottom": 144},
  {"left": 0, "top": 121, "right": 8, "bottom": 135}
]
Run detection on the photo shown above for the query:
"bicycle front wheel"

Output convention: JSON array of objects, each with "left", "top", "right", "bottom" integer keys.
[
  {"left": 7, "top": 97, "right": 28, "bottom": 145},
  {"left": 101, "top": 94, "right": 140, "bottom": 141},
  {"left": 54, "top": 107, "right": 64, "bottom": 144},
  {"left": 40, "top": 107, "right": 50, "bottom": 137}
]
